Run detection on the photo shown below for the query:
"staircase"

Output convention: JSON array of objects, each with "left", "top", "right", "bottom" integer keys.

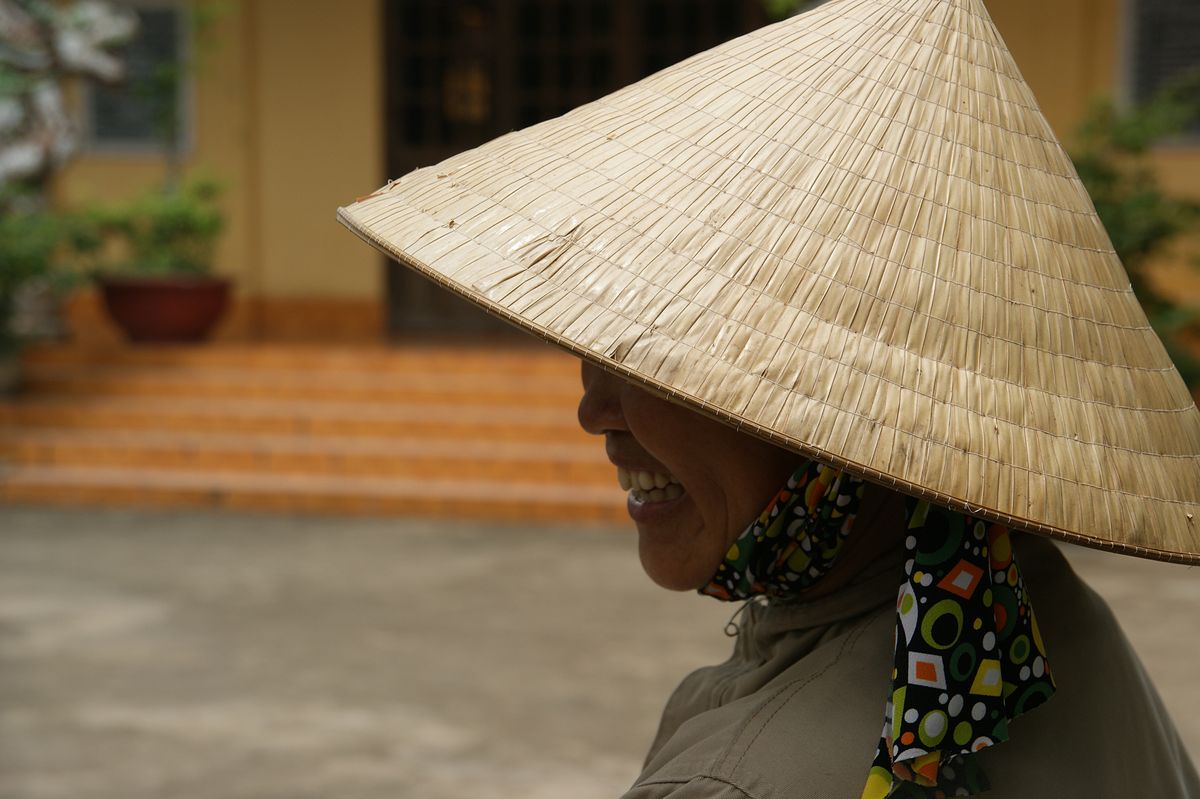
[{"left": 0, "top": 343, "right": 628, "bottom": 524}]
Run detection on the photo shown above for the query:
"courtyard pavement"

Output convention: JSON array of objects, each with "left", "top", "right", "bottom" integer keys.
[{"left": 1, "top": 505, "right": 1197, "bottom": 798}]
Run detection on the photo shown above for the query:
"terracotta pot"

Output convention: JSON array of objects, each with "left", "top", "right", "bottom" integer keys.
[{"left": 97, "top": 274, "right": 231, "bottom": 343}]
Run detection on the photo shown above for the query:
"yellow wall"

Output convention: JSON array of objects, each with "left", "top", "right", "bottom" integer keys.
[
  {"left": 991, "top": 0, "right": 1200, "bottom": 180},
  {"left": 249, "top": 0, "right": 382, "bottom": 300},
  {"left": 57, "top": 0, "right": 384, "bottom": 340},
  {"left": 989, "top": 0, "right": 1120, "bottom": 135}
]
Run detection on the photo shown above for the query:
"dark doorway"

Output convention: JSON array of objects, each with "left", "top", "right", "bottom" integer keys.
[{"left": 382, "top": 0, "right": 768, "bottom": 337}]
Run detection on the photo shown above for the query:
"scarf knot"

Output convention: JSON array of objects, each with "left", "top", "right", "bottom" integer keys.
[{"left": 699, "top": 461, "right": 1055, "bottom": 798}]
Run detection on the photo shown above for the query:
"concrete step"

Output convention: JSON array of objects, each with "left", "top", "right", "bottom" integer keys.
[
  {"left": 0, "top": 428, "right": 614, "bottom": 484},
  {"left": 0, "top": 343, "right": 626, "bottom": 523},
  {"left": 20, "top": 364, "right": 582, "bottom": 406},
  {"left": 0, "top": 396, "right": 590, "bottom": 441},
  {"left": 22, "top": 342, "right": 580, "bottom": 376},
  {"left": 0, "top": 463, "right": 628, "bottom": 523}
]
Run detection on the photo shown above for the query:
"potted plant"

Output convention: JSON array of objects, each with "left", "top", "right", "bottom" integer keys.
[
  {"left": 0, "top": 1, "right": 137, "bottom": 355},
  {"left": 81, "top": 2, "right": 230, "bottom": 343},
  {"left": 89, "top": 177, "right": 229, "bottom": 342}
]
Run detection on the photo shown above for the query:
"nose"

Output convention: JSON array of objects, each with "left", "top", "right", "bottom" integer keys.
[{"left": 577, "top": 360, "right": 627, "bottom": 435}]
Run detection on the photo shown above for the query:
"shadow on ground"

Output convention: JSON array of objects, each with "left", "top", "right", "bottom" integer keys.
[{"left": 0, "top": 505, "right": 1196, "bottom": 798}]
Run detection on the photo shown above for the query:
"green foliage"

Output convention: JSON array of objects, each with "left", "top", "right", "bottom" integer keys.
[
  {"left": 0, "top": 63, "right": 33, "bottom": 99},
  {"left": 0, "top": 216, "right": 52, "bottom": 353},
  {"left": 1070, "top": 73, "right": 1200, "bottom": 387},
  {"left": 85, "top": 178, "right": 225, "bottom": 277},
  {"left": 0, "top": 193, "right": 93, "bottom": 352},
  {"left": 70, "top": 4, "right": 228, "bottom": 278}
]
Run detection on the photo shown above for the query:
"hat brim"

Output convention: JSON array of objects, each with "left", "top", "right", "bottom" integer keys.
[{"left": 338, "top": 0, "right": 1200, "bottom": 565}]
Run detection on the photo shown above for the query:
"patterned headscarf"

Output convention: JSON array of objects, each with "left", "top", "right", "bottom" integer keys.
[{"left": 700, "top": 460, "right": 1055, "bottom": 798}]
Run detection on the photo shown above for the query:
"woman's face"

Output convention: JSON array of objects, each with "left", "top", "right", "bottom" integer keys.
[{"left": 577, "top": 360, "right": 805, "bottom": 590}]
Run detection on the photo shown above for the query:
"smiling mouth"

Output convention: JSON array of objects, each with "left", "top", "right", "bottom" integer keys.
[{"left": 617, "top": 467, "right": 685, "bottom": 503}]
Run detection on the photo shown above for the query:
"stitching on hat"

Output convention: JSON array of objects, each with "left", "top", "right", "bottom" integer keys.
[
  {"left": 417, "top": 142, "right": 1185, "bottom": 400},
  {"left": 350, "top": 190, "right": 1200, "bottom": 455}
]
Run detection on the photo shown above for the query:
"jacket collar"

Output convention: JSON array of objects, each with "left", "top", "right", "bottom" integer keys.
[{"left": 746, "top": 546, "right": 905, "bottom": 637}]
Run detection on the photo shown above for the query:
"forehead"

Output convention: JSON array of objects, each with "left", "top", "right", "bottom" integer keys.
[{"left": 579, "top": 355, "right": 799, "bottom": 452}]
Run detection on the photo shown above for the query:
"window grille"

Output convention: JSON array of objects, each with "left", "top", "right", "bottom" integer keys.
[
  {"left": 89, "top": 5, "right": 186, "bottom": 149},
  {"left": 1131, "top": 0, "right": 1200, "bottom": 133},
  {"left": 383, "top": 0, "right": 765, "bottom": 333}
]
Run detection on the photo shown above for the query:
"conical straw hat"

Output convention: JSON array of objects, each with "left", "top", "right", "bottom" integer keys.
[{"left": 339, "top": 0, "right": 1200, "bottom": 565}]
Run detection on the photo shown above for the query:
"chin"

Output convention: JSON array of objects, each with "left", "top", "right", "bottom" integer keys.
[{"left": 637, "top": 532, "right": 720, "bottom": 592}]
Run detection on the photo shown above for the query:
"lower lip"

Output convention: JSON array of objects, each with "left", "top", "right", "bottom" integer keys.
[{"left": 626, "top": 489, "right": 689, "bottom": 524}]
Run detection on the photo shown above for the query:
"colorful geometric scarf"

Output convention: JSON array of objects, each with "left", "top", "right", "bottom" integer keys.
[{"left": 699, "top": 460, "right": 1055, "bottom": 798}]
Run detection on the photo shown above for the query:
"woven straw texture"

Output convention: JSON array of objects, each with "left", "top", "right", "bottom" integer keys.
[{"left": 339, "top": 0, "right": 1200, "bottom": 564}]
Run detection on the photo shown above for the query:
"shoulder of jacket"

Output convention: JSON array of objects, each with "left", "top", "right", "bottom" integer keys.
[{"left": 636, "top": 609, "right": 893, "bottom": 799}]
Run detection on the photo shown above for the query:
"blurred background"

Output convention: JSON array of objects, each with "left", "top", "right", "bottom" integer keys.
[{"left": 0, "top": 1, "right": 1198, "bottom": 797}]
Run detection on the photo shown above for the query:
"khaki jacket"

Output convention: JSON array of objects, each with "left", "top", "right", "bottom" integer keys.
[{"left": 623, "top": 536, "right": 1199, "bottom": 798}]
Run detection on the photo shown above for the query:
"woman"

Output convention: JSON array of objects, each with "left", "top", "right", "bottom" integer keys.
[
  {"left": 578, "top": 361, "right": 1197, "bottom": 797},
  {"left": 339, "top": 0, "right": 1200, "bottom": 794}
]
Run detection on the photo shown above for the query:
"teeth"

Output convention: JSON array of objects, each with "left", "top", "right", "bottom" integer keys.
[
  {"left": 630, "top": 485, "right": 685, "bottom": 503},
  {"left": 619, "top": 470, "right": 686, "bottom": 501},
  {"left": 617, "top": 467, "right": 681, "bottom": 495}
]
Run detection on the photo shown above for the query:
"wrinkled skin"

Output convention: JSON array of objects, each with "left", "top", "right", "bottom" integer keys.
[
  {"left": 577, "top": 360, "right": 907, "bottom": 593},
  {"left": 578, "top": 360, "right": 805, "bottom": 591}
]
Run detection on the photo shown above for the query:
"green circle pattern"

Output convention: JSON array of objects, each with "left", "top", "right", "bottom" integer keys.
[
  {"left": 870, "top": 499, "right": 1057, "bottom": 798},
  {"left": 920, "top": 599, "right": 964, "bottom": 651},
  {"left": 697, "top": 466, "right": 1057, "bottom": 799}
]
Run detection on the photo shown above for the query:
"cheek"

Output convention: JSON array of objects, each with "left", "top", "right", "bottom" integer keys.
[
  {"left": 622, "top": 391, "right": 803, "bottom": 544},
  {"left": 620, "top": 393, "right": 692, "bottom": 460},
  {"left": 628, "top": 413, "right": 726, "bottom": 514},
  {"left": 623, "top": 402, "right": 729, "bottom": 513},
  {"left": 701, "top": 435, "right": 804, "bottom": 533}
]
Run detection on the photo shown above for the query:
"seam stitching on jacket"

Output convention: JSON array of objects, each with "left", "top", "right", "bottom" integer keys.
[{"left": 634, "top": 774, "right": 763, "bottom": 799}]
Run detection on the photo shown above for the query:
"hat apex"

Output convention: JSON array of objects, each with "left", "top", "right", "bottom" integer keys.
[{"left": 339, "top": 0, "right": 1200, "bottom": 564}]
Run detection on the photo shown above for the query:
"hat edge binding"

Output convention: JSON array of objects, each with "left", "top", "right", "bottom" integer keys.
[{"left": 336, "top": 205, "right": 1200, "bottom": 568}]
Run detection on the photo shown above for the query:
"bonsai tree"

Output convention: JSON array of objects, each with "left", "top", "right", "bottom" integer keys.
[
  {"left": 0, "top": 0, "right": 136, "bottom": 190},
  {"left": 82, "top": 0, "right": 226, "bottom": 278},
  {"left": 82, "top": 171, "right": 228, "bottom": 341},
  {"left": 86, "top": 176, "right": 224, "bottom": 278},
  {"left": 0, "top": 0, "right": 134, "bottom": 357}
]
